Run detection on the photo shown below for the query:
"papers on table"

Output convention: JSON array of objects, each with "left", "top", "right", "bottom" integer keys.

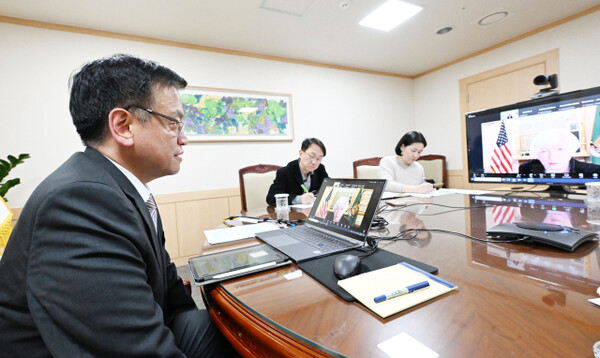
[
  {"left": 0, "top": 197, "right": 11, "bottom": 224},
  {"left": 290, "top": 203, "right": 313, "bottom": 209},
  {"left": 378, "top": 332, "right": 439, "bottom": 358},
  {"left": 590, "top": 287, "right": 600, "bottom": 307},
  {"left": 382, "top": 191, "right": 409, "bottom": 200},
  {"left": 383, "top": 188, "right": 493, "bottom": 199},
  {"left": 409, "top": 188, "right": 493, "bottom": 198},
  {"left": 204, "top": 222, "right": 280, "bottom": 244}
]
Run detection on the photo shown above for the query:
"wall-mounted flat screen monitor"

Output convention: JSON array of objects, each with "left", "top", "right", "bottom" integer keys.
[{"left": 465, "top": 85, "right": 600, "bottom": 192}]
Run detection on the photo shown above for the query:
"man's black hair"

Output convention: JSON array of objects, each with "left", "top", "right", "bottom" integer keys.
[
  {"left": 69, "top": 54, "right": 187, "bottom": 145},
  {"left": 301, "top": 138, "right": 326, "bottom": 156}
]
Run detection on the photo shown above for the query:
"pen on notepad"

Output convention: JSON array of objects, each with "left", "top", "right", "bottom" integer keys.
[{"left": 373, "top": 281, "right": 430, "bottom": 303}]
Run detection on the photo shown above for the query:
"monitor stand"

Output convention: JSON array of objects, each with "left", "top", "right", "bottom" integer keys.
[
  {"left": 542, "top": 184, "right": 578, "bottom": 197},
  {"left": 503, "top": 184, "right": 579, "bottom": 198}
]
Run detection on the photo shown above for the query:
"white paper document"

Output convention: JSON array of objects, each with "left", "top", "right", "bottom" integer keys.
[
  {"left": 0, "top": 199, "right": 10, "bottom": 224},
  {"left": 290, "top": 203, "right": 313, "bottom": 209},
  {"left": 204, "top": 222, "right": 280, "bottom": 244},
  {"left": 382, "top": 191, "right": 410, "bottom": 199},
  {"left": 409, "top": 188, "right": 493, "bottom": 198},
  {"left": 378, "top": 332, "right": 439, "bottom": 358}
]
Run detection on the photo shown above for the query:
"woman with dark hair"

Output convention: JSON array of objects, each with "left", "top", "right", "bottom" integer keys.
[{"left": 378, "top": 131, "right": 434, "bottom": 193}]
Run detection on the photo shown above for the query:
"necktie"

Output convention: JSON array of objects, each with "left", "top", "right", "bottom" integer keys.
[{"left": 145, "top": 195, "right": 158, "bottom": 231}]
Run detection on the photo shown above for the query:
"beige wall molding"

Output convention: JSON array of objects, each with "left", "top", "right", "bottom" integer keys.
[
  {"left": 2, "top": 5, "right": 599, "bottom": 80},
  {"left": 0, "top": 15, "right": 409, "bottom": 79}
]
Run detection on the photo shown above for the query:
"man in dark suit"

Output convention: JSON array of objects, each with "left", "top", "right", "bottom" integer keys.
[
  {"left": 266, "top": 138, "right": 329, "bottom": 206},
  {"left": 0, "top": 55, "right": 238, "bottom": 357}
]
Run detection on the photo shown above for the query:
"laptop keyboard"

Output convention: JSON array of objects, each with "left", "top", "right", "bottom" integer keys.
[{"left": 285, "top": 226, "right": 354, "bottom": 253}]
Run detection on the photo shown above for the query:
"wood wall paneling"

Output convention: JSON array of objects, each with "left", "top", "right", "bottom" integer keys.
[
  {"left": 175, "top": 197, "right": 231, "bottom": 257},
  {"left": 8, "top": 188, "right": 243, "bottom": 266},
  {"left": 228, "top": 196, "right": 242, "bottom": 217}
]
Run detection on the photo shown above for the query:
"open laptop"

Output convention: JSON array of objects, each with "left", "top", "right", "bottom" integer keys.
[{"left": 257, "top": 178, "right": 387, "bottom": 263}]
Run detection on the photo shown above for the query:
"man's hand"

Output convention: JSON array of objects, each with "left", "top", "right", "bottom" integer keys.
[{"left": 301, "top": 192, "right": 316, "bottom": 204}]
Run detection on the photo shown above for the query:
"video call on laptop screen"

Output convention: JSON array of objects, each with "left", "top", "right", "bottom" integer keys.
[{"left": 308, "top": 179, "right": 385, "bottom": 239}]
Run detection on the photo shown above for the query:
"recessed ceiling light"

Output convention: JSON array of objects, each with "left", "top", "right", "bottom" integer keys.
[
  {"left": 478, "top": 11, "right": 509, "bottom": 26},
  {"left": 359, "top": 0, "right": 423, "bottom": 32},
  {"left": 436, "top": 26, "right": 453, "bottom": 35},
  {"left": 338, "top": 0, "right": 352, "bottom": 10}
]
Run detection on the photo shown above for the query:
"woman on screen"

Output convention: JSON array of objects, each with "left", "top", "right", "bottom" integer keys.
[
  {"left": 518, "top": 129, "right": 600, "bottom": 174},
  {"left": 378, "top": 131, "right": 434, "bottom": 194}
]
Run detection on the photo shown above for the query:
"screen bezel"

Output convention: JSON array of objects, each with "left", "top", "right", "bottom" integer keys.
[
  {"left": 465, "top": 85, "right": 600, "bottom": 189},
  {"left": 307, "top": 178, "right": 386, "bottom": 242}
]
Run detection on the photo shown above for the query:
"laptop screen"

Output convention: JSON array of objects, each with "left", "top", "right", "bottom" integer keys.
[{"left": 307, "top": 178, "right": 386, "bottom": 241}]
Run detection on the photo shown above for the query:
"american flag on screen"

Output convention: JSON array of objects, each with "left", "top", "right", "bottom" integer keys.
[
  {"left": 316, "top": 188, "right": 332, "bottom": 218},
  {"left": 490, "top": 121, "right": 514, "bottom": 173},
  {"left": 492, "top": 205, "right": 515, "bottom": 224}
]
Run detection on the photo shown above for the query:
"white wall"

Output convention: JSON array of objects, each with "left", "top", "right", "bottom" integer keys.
[
  {"left": 414, "top": 10, "right": 600, "bottom": 170},
  {"left": 5, "top": 10, "right": 599, "bottom": 208},
  {"left": 1, "top": 22, "right": 413, "bottom": 207}
]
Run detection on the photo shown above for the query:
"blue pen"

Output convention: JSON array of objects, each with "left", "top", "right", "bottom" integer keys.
[{"left": 373, "top": 281, "right": 430, "bottom": 303}]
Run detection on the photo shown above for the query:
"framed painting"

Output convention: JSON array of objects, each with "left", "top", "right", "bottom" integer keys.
[{"left": 180, "top": 87, "right": 294, "bottom": 142}]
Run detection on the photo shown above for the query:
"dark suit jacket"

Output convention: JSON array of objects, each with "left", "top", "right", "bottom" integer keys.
[
  {"left": 518, "top": 158, "right": 600, "bottom": 175},
  {"left": 0, "top": 147, "right": 194, "bottom": 357},
  {"left": 266, "top": 159, "right": 329, "bottom": 206}
]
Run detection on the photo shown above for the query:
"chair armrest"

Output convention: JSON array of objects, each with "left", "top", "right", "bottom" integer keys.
[{"left": 182, "top": 278, "right": 192, "bottom": 296}]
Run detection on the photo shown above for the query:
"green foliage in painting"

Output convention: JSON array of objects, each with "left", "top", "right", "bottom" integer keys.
[{"left": 182, "top": 91, "right": 290, "bottom": 137}]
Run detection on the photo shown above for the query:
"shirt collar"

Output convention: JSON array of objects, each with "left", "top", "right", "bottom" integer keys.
[
  {"left": 298, "top": 159, "right": 312, "bottom": 181},
  {"left": 104, "top": 155, "right": 152, "bottom": 202}
]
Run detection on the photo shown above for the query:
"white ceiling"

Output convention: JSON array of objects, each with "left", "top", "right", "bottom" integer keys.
[{"left": 2, "top": 0, "right": 600, "bottom": 77}]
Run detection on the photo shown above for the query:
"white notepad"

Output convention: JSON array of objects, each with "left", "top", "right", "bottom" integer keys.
[{"left": 338, "top": 262, "right": 457, "bottom": 318}]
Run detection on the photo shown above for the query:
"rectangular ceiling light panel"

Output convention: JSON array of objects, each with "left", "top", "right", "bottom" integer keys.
[{"left": 359, "top": 0, "right": 423, "bottom": 32}]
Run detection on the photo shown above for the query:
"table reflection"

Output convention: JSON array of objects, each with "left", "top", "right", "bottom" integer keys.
[{"left": 468, "top": 193, "right": 600, "bottom": 295}]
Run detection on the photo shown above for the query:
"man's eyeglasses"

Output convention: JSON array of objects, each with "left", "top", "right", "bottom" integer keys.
[
  {"left": 306, "top": 152, "right": 323, "bottom": 163},
  {"left": 127, "top": 105, "right": 185, "bottom": 136}
]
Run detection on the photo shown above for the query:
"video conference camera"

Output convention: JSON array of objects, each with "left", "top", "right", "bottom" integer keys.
[{"left": 531, "top": 74, "right": 559, "bottom": 99}]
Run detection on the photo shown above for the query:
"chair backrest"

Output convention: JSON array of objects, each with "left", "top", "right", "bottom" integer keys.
[
  {"left": 239, "top": 164, "right": 281, "bottom": 213},
  {"left": 353, "top": 157, "right": 382, "bottom": 179},
  {"left": 417, "top": 154, "right": 447, "bottom": 188}
]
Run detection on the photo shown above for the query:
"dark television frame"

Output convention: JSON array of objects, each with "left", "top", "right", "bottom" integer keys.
[{"left": 465, "top": 85, "right": 600, "bottom": 193}]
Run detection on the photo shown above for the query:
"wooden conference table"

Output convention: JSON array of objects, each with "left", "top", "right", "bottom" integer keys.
[{"left": 200, "top": 192, "right": 600, "bottom": 358}]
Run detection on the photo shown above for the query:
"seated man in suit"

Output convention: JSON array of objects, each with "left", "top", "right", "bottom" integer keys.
[
  {"left": 0, "top": 54, "right": 239, "bottom": 357},
  {"left": 519, "top": 128, "right": 600, "bottom": 175},
  {"left": 266, "top": 138, "right": 329, "bottom": 206}
]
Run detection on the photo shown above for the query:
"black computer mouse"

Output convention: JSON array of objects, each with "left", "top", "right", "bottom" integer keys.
[{"left": 333, "top": 254, "right": 362, "bottom": 280}]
